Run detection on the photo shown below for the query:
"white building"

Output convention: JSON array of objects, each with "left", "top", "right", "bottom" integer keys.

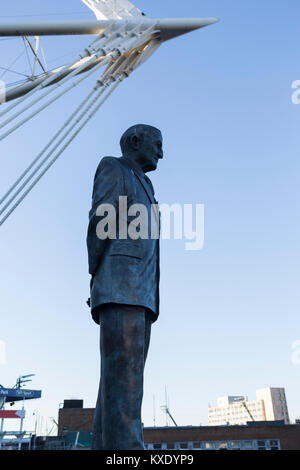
[{"left": 208, "top": 388, "right": 290, "bottom": 426}]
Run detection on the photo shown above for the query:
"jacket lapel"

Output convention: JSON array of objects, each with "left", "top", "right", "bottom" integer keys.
[
  {"left": 119, "top": 157, "right": 155, "bottom": 204},
  {"left": 133, "top": 170, "right": 155, "bottom": 205}
]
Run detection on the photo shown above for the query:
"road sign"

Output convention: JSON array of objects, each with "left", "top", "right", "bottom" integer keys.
[
  {"left": 0, "top": 410, "right": 26, "bottom": 419},
  {"left": 0, "top": 389, "right": 41, "bottom": 402}
]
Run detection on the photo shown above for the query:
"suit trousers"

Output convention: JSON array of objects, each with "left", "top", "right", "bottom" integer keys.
[{"left": 92, "top": 304, "right": 152, "bottom": 450}]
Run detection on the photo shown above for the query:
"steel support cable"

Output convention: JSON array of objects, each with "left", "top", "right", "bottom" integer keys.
[
  {"left": 0, "top": 41, "right": 118, "bottom": 129},
  {"left": 0, "top": 53, "right": 114, "bottom": 141},
  {"left": 0, "top": 54, "right": 92, "bottom": 118},
  {"left": 0, "top": 29, "right": 112, "bottom": 118},
  {"left": 0, "top": 23, "right": 151, "bottom": 135},
  {"left": 22, "top": 37, "right": 34, "bottom": 76},
  {"left": 0, "top": 39, "right": 154, "bottom": 212},
  {"left": 0, "top": 45, "right": 28, "bottom": 80},
  {"left": 0, "top": 79, "right": 123, "bottom": 226},
  {"left": 0, "top": 27, "right": 158, "bottom": 140},
  {"left": 40, "top": 44, "right": 48, "bottom": 73},
  {"left": 0, "top": 54, "right": 133, "bottom": 211},
  {"left": 23, "top": 36, "right": 47, "bottom": 75},
  {"left": 0, "top": 83, "right": 101, "bottom": 209},
  {"left": 0, "top": 54, "right": 100, "bottom": 132},
  {"left": 0, "top": 20, "right": 157, "bottom": 117},
  {"left": 0, "top": 67, "right": 29, "bottom": 78},
  {"left": 0, "top": 82, "right": 110, "bottom": 224},
  {"left": 0, "top": 24, "right": 125, "bottom": 119},
  {"left": 0, "top": 32, "right": 157, "bottom": 225}
]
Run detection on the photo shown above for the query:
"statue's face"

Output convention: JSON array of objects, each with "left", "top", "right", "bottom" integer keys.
[{"left": 137, "top": 129, "right": 163, "bottom": 173}]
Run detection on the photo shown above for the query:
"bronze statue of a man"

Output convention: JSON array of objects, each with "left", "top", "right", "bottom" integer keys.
[{"left": 87, "top": 124, "right": 163, "bottom": 450}]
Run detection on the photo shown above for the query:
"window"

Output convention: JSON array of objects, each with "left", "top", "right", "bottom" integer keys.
[
  {"left": 179, "top": 442, "right": 188, "bottom": 449},
  {"left": 257, "top": 440, "right": 267, "bottom": 450},
  {"left": 243, "top": 441, "right": 254, "bottom": 450},
  {"left": 204, "top": 442, "right": 215, "bottom": 450},
  {"left": 269, "top": 440, "right": 280, "bottom": 450},
  {"left": 229, "top": 441, "right": 241, "bottom": 450},
  {"left": 193, "top": 442, "right": 202, "bottom": 449},
  {"left": 166, "top": 443, "right": 175, "bottom": 450},
  {"left": 218, "top": 442, "right": 228, "bottom": 450},
  {"left": 153, "top": 444, "right": 162, "bottom": 450}
]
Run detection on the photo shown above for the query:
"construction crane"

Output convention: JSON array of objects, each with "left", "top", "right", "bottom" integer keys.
[
  {"left": 161, "top": 404, "right": 178, "bottom": 427},
  {"left": 242, "top": 401, "right": 255, "bottom": 422},
  {"left": 161, "top": 387, "right": 178, "bottom": 426}
]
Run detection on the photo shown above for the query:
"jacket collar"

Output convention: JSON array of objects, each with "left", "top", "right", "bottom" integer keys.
[
  {"left": 119, "top": 157, "right": 155, "bottom": 204},
  {"left": 120, "top": 156, "right": 144, "bottom": 176}
]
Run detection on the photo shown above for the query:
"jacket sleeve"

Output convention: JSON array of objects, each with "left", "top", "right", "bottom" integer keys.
[{"left": 87, "top": 157, "right": 124, "bottom": 277}]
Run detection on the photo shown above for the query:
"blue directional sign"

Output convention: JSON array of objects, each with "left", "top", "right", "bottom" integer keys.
[{"left": 0, "top": 388, "right": 42, "bottom": 402}]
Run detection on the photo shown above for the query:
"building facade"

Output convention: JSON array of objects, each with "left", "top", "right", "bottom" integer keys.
[
  {"left": 143, "top": 424, "right": 300, "bottom": 451},
  {"left": 208, "top": 388, "right": 290, "bottom": 426},
  {"left": 256, "top": 388, "right": 289, "bottom": 423},
  {"left": 57, "top": 406, "right": 300, "bottom": 450}
]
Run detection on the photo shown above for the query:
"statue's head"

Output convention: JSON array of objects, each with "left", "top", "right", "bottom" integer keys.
[{"left": 120, "top": 124, "right": 163, "bottom": 173}]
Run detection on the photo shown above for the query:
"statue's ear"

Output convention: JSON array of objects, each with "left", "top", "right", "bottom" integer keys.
[{"left": 130, "top": 134, "right": 139, "bottom": 150}]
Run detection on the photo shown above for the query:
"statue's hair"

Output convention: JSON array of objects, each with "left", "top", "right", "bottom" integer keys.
[{"left": 120, "top": 124, "right": 161, "bottom": 154}]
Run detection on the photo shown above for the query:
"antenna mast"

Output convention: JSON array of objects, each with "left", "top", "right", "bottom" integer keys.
[{"left": 161, "top": 387, "right": 178, "bottom": 427}]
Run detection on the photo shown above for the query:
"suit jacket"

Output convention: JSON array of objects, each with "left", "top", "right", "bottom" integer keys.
[{"left": 87, "top": 156, "right": 160, "bottom": 324}]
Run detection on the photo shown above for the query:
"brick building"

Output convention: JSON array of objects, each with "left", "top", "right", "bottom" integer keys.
[
  {"left": 58, "top": 404, "right": 300, "bottom": 450},
  {"left": 59, "top": 407, "right": 94, "bottom": 435},
  {"left": 143, "top": 424, "right": 300, "bottom": 450}
]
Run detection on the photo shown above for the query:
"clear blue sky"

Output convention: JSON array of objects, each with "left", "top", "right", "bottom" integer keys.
[{"left": 0, "top": 0, "right": 300, "bottom": 434}]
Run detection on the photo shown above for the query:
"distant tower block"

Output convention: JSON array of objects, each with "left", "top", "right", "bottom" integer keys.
[{"left": 208, "top": 388, "right": 290, "bottom": 426}]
